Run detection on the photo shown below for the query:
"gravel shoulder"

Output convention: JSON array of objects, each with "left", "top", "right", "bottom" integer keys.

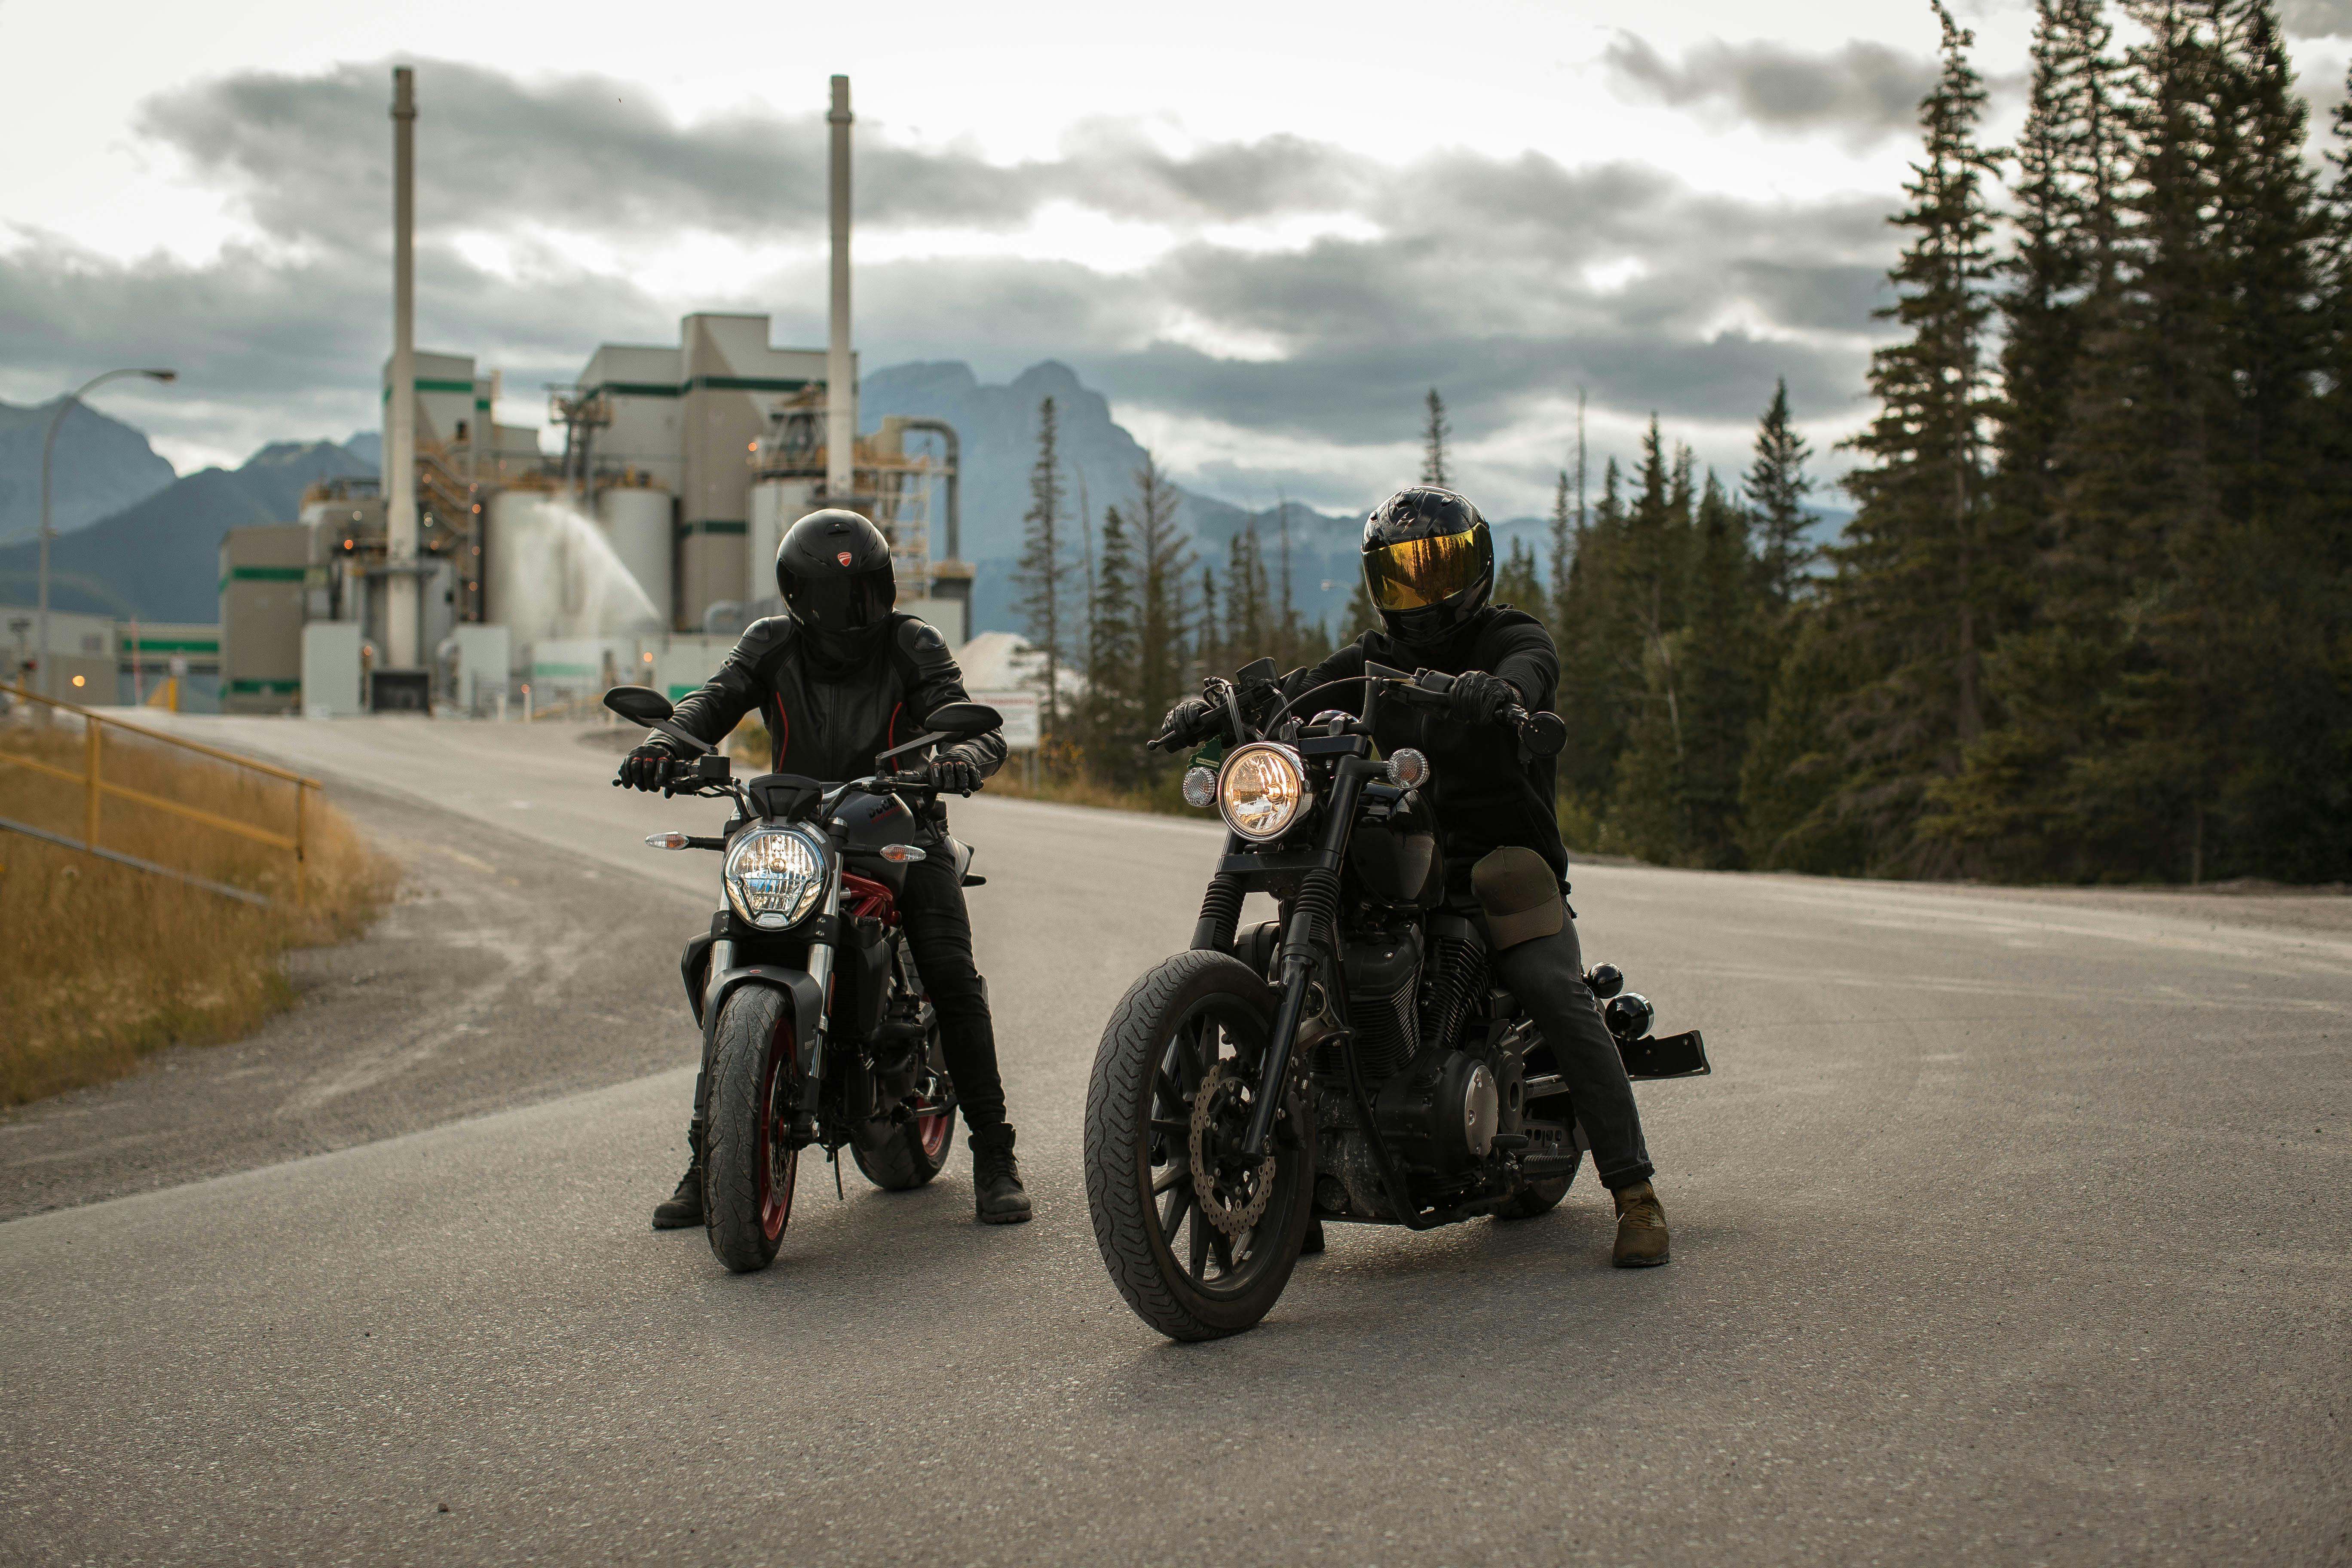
[{"left": 0, "top": 778, "right": 708, "bottom": 1220}]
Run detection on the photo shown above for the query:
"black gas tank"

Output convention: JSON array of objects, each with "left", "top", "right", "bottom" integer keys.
[
  {"left": 834, "top": 784, "right": 936, "bottom": 895},
  {"left": 1349, "top": 825, "right": 1441, "bottom": 909}
]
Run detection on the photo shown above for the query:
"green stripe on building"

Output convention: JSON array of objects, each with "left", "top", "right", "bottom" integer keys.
[
  {"left": 590, "top": 377, "right": 820, "bottom": 400},
  {"left": 380, "top": 378, "right": 478, "bottom": 400},
  {"left": 686, "top": 376, "right": 813, "bottom": 394},
  {"left": 227, "top": 679, "right": 302, "bottom": 694},
  {"left": 530, "top": 662, "right": 597, "bottom": 678},
  {"left": 121, "top": 637, "right": 220, "bottom": 654},
  {"left": 683, "top": 520, "right": 747, "bottom": 536},
  {"left": 218, "top": 566, "right": 306, "bottom": 591}
]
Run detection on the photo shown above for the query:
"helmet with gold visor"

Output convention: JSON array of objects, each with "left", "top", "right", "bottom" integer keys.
[{"left": 1360, "top": 487, "right": 1494, "bottom": 646}]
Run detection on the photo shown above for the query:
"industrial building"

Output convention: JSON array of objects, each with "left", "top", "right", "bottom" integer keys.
[{"left": 215, "top": 70, "right": 974, "bottom": 719}]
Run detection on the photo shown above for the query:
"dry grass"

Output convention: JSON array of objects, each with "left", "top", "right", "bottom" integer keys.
[
  {"left": 982, "top": 762, "right": 1197, "bottom": 817},
  {"left": 0, "top": 715, "right": 397, "bottom": 1107}
]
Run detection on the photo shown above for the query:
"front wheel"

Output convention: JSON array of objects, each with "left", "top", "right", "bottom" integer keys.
[
  {"left": 1084, "top": 950, "right": 1314, "bottom": 1341},
  {"left": 704, "top": 984, "right": 800, "bottom": 1273}
]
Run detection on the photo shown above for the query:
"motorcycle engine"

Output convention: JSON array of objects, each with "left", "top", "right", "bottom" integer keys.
[{"left": 1339, "top": 932, "right": 1421, "bottom": 1081}]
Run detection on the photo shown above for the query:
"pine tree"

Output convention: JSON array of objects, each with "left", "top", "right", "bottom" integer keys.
[
  {"left": 1130, "top": 450, "right": 1195, "bottom": 742},
  {"left": 1993, "top": 0, "right": 2119, "bottom": 569},
  {"left": 1547, "top": 389, "right": 1586, "bottom": 644},
  {"left": 1420, "top": 389, "right": 1451, "bottom": 487},
  {"left": 1675, "top": 474, "right": 1762, "bottom": 867},
  {"left": 1619, "top": 417, "right": 1687, "bottom": 767},
  {"left": 1823, "top": 0, "right": 2004, "bottom": 873},
  {"left": 1343, "top": 568, "right": 1380, "bottom": 643},
  {"left": 1081, "top": 503, "right": 1143, "bottom": 784},
  {"left": 1011, "top": 396, "right": 1074, "bottom": 734},
  {"left": 1495, "top": 535, "right": 1544, "bottom": 614},
  {"left": 1197, "top": 566, "right": 1221, "bottom": 674},
  {"left": 1224, "top": 524, "right": 1273, "bottom": 661},
  {"left": 1744, "top": 380, "right": 1818, "bottom": 608},
  {"left": 1555, "top": 458, "right": 1635, "bottom": 829},
  {"left": 1274, "top": 496, "right": 1303, "bottom": 668}
]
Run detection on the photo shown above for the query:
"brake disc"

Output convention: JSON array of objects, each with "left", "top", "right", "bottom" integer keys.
[{"left": 1188, "top": 1061, "right": 1278, "bottom": 1238}]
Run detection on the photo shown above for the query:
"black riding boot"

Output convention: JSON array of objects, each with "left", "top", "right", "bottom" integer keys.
[
  {"left": 652, "top": 1125, "right": 704, "bottom": 1230},
  {"left": 969, "top": 1123, "right": 1032, "bottom": 1225}
]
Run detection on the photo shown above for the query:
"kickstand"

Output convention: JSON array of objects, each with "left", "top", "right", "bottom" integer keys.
[{"left": 830, "top": 1143, "right": 844, "bottom": 1201}]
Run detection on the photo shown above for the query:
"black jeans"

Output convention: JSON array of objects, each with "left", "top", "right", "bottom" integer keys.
[
  {"left": 683, "top": 851, "right": 1008, "bottom": 1141},
  {"left": 1486, "top": 916, "right": 1654, "bottom": 1190},
  {"left": 896, "top": 850, "right": 1006, "bottom": 1133}
]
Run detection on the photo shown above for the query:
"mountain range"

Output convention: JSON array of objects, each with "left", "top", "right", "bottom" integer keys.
[
  {"left": 0, "top": 440, "right": 374, "bottom": 621},
  {"left": 0, "top": 398, "right": 178, "bottom": 546}
]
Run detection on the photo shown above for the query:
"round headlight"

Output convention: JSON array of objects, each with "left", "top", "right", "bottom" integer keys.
[
  {"left": 1218, "top": 742, "right": 1310, "bottom": 842},
  {"left": 724, "top": 827, "right": 827, "bottom": 930}
]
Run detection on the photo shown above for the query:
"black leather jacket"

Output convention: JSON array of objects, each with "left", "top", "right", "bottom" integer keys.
[
  {"left": 1279, "top": 605, "right": 1564, "bottom": 893},
  {"left": 659, "top": 613, "right": 1008, "bottom": 793}
]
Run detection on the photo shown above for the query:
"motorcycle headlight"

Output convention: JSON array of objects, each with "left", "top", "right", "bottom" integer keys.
[
  {"left": 724, "top": 826, "right": 827, "bottom": 930},
  {"left": 1218, "top": 742, "right": 1311, "bottom": 842}
]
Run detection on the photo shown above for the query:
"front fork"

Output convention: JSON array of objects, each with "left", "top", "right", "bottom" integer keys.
[
  {"left": 1237, "top": 756, "right": 1377, "bottom": 1160},
  {"left": 791, "top": 853, "right": 845, "bottom": 1138}
]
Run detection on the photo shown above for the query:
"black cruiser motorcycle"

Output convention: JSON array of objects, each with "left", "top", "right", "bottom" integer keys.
[
  {"left": 604, "top": 685, "right": 1001, "bottom": 1274},
  {"left": 1084, "top": 661, "right": 1709, "bottom": 1341}
]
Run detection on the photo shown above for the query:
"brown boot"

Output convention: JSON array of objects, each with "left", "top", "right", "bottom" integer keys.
[{"left": 1611, "top": 1180, "right": 1670, "bottom": 1268}]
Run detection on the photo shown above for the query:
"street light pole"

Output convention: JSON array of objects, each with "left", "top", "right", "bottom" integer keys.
[{"left": 38, "top": 367, "right": 177, "bottom": 700}]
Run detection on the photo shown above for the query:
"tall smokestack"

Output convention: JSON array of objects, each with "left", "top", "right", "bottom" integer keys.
[
  {"left": 386, "top": 65, "right": 419, "bottom": 671},
  {"left": 826, "top": 74, "right": 854, "bottom": 503}
]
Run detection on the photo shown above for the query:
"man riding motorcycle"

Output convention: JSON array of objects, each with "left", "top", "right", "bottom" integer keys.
[
  {"left": 1161, "top": 486, "right": 1668, "bottom": 1266},
  {"left": 619, "top": 508, "right": 1032, "bottom": 1229}
]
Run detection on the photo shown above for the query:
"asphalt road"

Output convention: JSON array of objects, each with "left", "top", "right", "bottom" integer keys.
[{"left": 4, "top": 716, "right": 2348, "bottom": 1567}]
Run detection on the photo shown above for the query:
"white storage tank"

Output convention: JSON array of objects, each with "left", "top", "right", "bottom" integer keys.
[
  {"left": 487, "top": 489, "right": 665, "bottom": 668},
  {"left": 598, "top": 483, "right": 674, "bottom": 630},
  {"left": 748, "top": 477, "right": 818, "bottom": 597},
  {"left": 484, "top": 490, "right": 555, "bottom": 650}
]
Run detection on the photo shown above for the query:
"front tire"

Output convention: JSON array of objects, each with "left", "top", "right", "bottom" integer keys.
[
  {"left": 1084, "top": 950, "right": 1314, "bottom": 1342},
  {"left": 704, "top": 984, "right": 800, "bottom": 1273}
]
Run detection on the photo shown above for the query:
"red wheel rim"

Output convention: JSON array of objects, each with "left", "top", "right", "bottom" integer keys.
[
  {"left": 918, "top": 1108, "right": 952, "bottom": 1161},
  {"left": 756, "top": 1020, "right": 798, "bottom": 1241}
]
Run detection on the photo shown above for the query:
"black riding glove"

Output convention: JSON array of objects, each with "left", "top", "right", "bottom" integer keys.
[
  {"left": 931, "top": 753, "right": 983, "bottom": 796},
  {"left": 618, "top": 742, "right": 672, "bottom": 792},
  {"left": 1446, "top": 670, "right": 1518, "bottom": 726},
  {"left": 1155, "top": 696, "right": 1213, "bottom": 749}
]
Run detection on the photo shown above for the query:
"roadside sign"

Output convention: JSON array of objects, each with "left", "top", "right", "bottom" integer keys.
[{"left": 971, "top": 689, "right": 1041, "bottom": 750}]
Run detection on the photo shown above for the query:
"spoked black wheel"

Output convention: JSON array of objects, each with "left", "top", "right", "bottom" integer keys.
[
  {"left": 704, "top": 984, "right": 800, "bottom": 1273},
  {"left": 851, "top": 1022, "right": 957, "bottom": 1191},
  {"left": 1084, "top": 950, "right": 1314, "bottom": 1341}
]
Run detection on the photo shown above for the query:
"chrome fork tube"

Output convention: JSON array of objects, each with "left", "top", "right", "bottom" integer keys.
[{"left": 795, "top": 855, "right": 845, "bottom": 1118}]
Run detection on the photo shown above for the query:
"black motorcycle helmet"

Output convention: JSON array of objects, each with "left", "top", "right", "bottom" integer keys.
[
  {"left": 778, "top": 508, "right": 896, "bottom": 665},
  {"left": 1360, "top": 486, "right": 1493, "bottom": 646}
]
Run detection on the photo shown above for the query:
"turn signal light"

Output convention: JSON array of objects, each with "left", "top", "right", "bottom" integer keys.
[
  {"left": 1385, "top": 747, "right": 1431, "bottom": 789},
  {"left": 879, "top": 843, "right": 927, "bottom": 863},
  {"left": 645, "top": 831, "right": 690, "bottom": 851},
  {"left": 1182, "top": 766, "right": 1218, "bottom": 808}
]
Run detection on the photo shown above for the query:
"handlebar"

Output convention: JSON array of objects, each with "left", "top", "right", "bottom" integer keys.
[{"left": 1153, "top": 666, "right": 1567, "bottom": 760}]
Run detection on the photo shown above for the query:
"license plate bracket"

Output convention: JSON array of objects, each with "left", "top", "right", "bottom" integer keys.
[{"left": 1618, "top": 1029, "right": 1711, "bottom": 1081}]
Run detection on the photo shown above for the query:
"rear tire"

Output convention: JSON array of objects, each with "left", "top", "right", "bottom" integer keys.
[
  {"left": 1496, "top": 1170, "right": 1575, "bottom": 1219},
  {"left": 1084, "top": 950, "right": 1314, "bottom": 1342},
  {"left": 704, "top": 984, "right": 800, "bottom": 1273},
  {"left": 851, "top": 1025, "right": 956, "bottom": 1191}
]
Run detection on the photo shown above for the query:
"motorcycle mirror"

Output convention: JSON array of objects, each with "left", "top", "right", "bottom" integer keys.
[
  {"left": 921, "top": 701, "right": 1002, "bottom": 738},
  {"left": 1520, "top": 710, "right": 1567, "bottom": 758},
  {"left": 604, "top": 686, "right": 675, "bottom": 727}
]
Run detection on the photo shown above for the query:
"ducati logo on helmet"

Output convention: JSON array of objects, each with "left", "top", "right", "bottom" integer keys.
[{"left": 836, "top": 551, "right": 854, "bottom": 567}]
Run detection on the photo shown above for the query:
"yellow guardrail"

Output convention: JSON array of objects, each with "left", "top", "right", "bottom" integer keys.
[{"left": 0, "top": 680, "right": 322, "bottom": 906}]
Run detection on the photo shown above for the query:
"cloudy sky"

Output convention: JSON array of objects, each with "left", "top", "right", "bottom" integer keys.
[{"left": 5, "top": 0, "right": 2349, "bottom": 517}]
